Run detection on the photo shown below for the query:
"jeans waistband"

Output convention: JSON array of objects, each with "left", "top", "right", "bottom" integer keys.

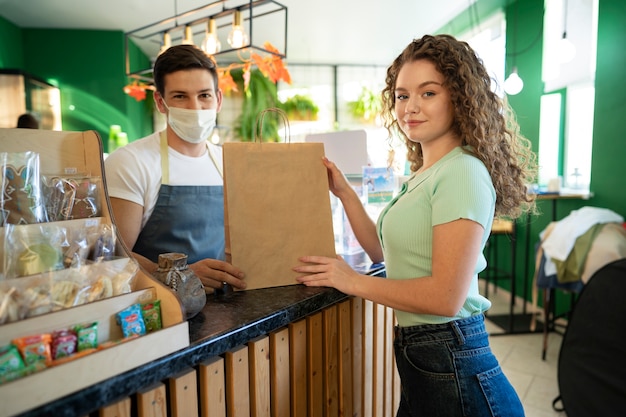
[{"left": 394, "top": 314, "right": 486, "bottom": 345}]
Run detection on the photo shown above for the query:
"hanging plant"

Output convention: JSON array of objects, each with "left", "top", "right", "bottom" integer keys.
[{"left": 230, "top": 68, "right": 281, "bottom": 142}]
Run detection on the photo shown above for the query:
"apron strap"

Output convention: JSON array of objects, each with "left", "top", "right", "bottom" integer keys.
[
  {"left": 159, "top": 130, "right": 223, "bottom": 185},
  {"left": 160, "top": 131, "right": 170, "bottom": 185}
]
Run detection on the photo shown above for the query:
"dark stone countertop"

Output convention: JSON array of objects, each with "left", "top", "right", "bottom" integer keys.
[{"left": 17, "top": 263, "right": 384, "bottom": 417}]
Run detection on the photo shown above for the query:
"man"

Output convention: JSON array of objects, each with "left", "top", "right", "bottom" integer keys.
[{"left": 105, "top": 45, "right": 246, "bottom": 291}]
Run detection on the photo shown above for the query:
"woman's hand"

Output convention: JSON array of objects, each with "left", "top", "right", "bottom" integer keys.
[
  {"left": 293, "top": 255, "right": 359, "bottom": 295},
  {"left": 189, "top": 259, "right": 246, "bottom": 291},
  {"left": 323, "top": 157, "right": 353, "bottom": 199}
]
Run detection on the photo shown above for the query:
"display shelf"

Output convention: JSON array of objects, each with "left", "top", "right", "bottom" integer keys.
[{"left": 0, "top": 128, "right": 189, "bottom": 416}]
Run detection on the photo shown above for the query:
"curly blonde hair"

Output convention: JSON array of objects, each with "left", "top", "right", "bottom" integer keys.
[{"left": 381, "top": 34, "right": 536, "bottom": 219}]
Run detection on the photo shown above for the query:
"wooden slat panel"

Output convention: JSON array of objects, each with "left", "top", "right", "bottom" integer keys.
[
  {"left": 270, "top": 328, "right": 290, "bottom": 417},
  {"left": 199, "top": 357, "right": 226, "bottom": 417},
  {"left": 338, "top": 300, "right": 353, "bottom": 417},
  {"left": 99, "top": 397, "right": 131, "bottom": 417},
  {"left": 289, "top": 319, "right": 307, "bottom": 417},
  {"left": 352, "top": 297, "right": 363, "bottom": 417},
  {"left": 168, "top": 368, "right": 198, "bottom": 417},
  {"left": 307, "top": 312, "right": 323, "bottom": 417},
  {"left": 225, "top": 345, "right": 251, "bottom": 417},
  {"left": 249, "top": 336, "right": 271, "bottom": 417},
  {"left": 323, "top": 305, "right": 339, "bottom": 417},
  {"left": 373, "top": 303, "right": 385, "bottom": 417},
  {"left": 136, "top": 383, "right": 167, "bottom": 417},
  {"left": 362, "top": 300, "right": 374, "bottom": 417}
]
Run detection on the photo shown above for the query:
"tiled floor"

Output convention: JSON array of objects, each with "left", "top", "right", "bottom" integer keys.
[{"left": 481, "top": 282, "right": 568, "bottom": 417}]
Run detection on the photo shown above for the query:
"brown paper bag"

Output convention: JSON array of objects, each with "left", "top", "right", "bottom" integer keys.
[{"left": 223, "top": 109, "right": 336, "bottom": 290}]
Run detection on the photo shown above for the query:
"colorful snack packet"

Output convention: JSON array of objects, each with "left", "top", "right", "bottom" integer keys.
[
  {"left": 73, "top": 322, "right": 98, "bottom": 351},
  {"left": 12, "top": 333, "right": 52, "bottom": 366},
  {"left": 116, "top": 303, "right": 146, "bottom": 338},
  {"left": 0, "top": 344, "right": 26, "bottom": 381},
  {"left": 141, "top": 300, "right": 162, "bottom": 333},
  {"left": 51, "top": 329, "right": 77, "bottom": 360}
]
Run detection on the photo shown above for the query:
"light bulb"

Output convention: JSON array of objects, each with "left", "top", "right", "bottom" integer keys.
[
  {"left": 159, "top": 32, "right": 171, "bottom": 55},
  {"left": 504, "top": 68, "right": 524, "bottom": 95},
  {"left": 182, "top": 25, "right": 194, "bottom": 45},
  {"left": 202, "top": 19, "right": 221, "bottom": 55},
  {"left": 558, "top": 34, "right": 576, "bottom": 63},
  {"left": 227, "top": 10, "right": 248, "bottom": 49}
]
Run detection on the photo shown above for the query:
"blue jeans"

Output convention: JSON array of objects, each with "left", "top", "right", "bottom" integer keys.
[{"left": 394, "top": 314, "right": 525, "bottom": 417}]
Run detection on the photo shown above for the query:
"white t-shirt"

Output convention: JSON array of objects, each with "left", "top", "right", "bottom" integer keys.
[{"left": 104, "top": 131, "right": 223, "bottom": 228}]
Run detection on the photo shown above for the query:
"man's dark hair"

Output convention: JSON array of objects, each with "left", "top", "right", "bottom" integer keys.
[{"left": 153, "top": 45, "right": 219, "bottom": 94}]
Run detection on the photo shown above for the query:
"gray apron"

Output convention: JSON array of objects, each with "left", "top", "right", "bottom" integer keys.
[{"left": 133, "top": 132, "right": 224, "bottom": 264}]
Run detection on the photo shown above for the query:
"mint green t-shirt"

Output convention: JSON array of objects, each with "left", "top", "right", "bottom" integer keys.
[{"left": 377, "top": 146, "right": 494, "bottom": 327}]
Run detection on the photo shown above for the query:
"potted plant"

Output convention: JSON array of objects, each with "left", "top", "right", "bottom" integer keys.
[
  {"left": 280, "top": 94, "right": 319, "bottom": 121},
  {"left": 347, "top": 86, "right": 382, "bottom": 124}
]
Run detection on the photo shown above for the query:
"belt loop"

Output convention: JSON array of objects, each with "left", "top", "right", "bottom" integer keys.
[
  {"left": 394, "top": 326, "right": 402, "bottom": 343},
  {"left": 450, "top": 320, "right": 466, "bottom": 345}
]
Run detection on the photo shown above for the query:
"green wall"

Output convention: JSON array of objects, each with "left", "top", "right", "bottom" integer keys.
[
  {"left": 0, "top": 15, "right": 24, "bottom": 68},
  {"left": 0, "top": 16, "right": 152, "bottom": 150}
]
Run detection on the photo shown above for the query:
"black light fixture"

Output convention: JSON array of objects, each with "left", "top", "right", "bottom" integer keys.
[
  {"left": 125, "top": 0, "right": 288, "bottom": 84},
  {"left": 559, "top": 0, "right": 576, "bottom": 63}
]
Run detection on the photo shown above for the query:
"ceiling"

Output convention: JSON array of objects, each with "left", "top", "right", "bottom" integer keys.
[{"left": 0, "top": 0, "right": 471, "bottom": 66}]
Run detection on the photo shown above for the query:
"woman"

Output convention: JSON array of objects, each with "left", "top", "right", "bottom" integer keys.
[{"left": 294, "top": 34, "right": 536, "bottom": 416}]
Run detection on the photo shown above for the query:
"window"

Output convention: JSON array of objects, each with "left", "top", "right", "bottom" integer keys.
[
  {"left": 459, "top": 10, "right": 507, "bottom": 97},
  {"left": 539, "top": 0, "right": 598, "bottom": 189}
]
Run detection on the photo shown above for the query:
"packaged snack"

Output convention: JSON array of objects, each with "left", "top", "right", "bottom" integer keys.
[
  {"left": 115, "top": 304, "right": 146, "bottom": 338},
  {"left": 50, "top": 329, "right": 77, "bottom": 360},
  {"left": 73, "top": 322, "right": 98, "bottom": 351},
  {"left": 0, "top": 151, "right": 47, "bottom": 225},
  {"left": 0, "top": 344, "right": 25, "bottom": 376},
  {"left": 12, "top": 333, "right": 52, "bottom": 366},
  {"left": 141, "top": 299, "right": 162, "bottom": 333}
]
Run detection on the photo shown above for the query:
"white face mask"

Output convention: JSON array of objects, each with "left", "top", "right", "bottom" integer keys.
[{"left": 162, "top": 101, "right": 216, "bottom": 144}]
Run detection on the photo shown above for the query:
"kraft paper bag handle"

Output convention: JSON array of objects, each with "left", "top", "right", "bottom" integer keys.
[{"left": 254, "top": 107, "right": 291, "bottom": 143}]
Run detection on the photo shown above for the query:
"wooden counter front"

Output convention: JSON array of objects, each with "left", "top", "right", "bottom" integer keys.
[{"left": 16, "top": 266, "right": 402, "bottom": 417}]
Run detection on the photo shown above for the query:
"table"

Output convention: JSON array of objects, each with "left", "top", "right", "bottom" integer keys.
[
  {"left": 523, "top": 191, "right": 592, "bottom": 312},
  {"left": 489, "top": 190, "right": 591, "bottom": 334}
]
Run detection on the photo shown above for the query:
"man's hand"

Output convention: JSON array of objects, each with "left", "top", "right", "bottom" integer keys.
[{"left": 189, "top": 259, "right": 246, "bottom": 291}]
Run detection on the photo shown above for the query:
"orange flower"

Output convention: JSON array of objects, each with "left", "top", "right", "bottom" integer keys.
[
  {"left": 242, "top": 62, "right": 252, "bottom": 91},
  {"left": 218, "top": 69, "right": 239, "bottom": 95},
  {"left": 123, "top": 82, "right": 148, "bottom": 101}
]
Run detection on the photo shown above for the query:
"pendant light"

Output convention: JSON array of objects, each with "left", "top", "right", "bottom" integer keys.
[
  {"left": 202, "top": 18, "right": 221, "bottom": 55},
  {"left": 504, "top": 67, "right": 524, "bottom": 95},
  {"left": 227, "top": 10, "right": 249, "bottom": 49},
  {"left": 158, "top": 32, "right": 172, "bottom": 55},
  {"left": 559, "top": 0, "right": 576, "bottom": 63},
  {"left": 182, "top": 25, "right": 194, "bottom": 45}
]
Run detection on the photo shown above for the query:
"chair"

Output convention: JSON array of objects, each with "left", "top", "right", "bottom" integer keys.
[
  {"left": 482, "top": 219, "right": 517, "bottom": 332},
  {"left": 554, "top": 258, "right": 626, "bottom": 416},
  {"left": 532, "top": 221, "right": 626, "bottom": 359}
]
